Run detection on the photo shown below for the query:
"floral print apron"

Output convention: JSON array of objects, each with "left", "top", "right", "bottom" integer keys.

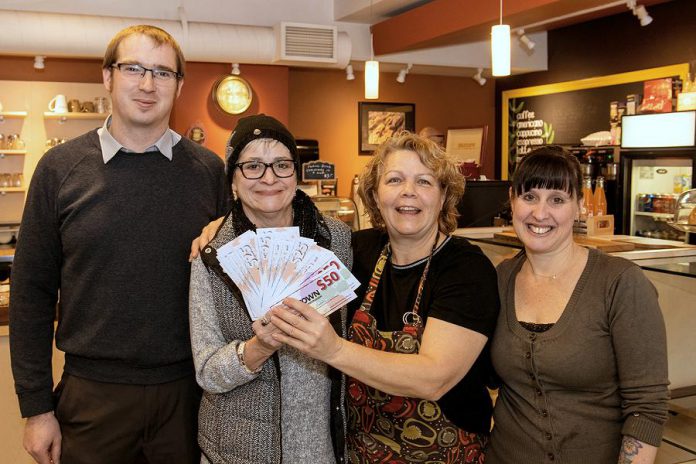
[{"left": 346, "top": 241, "right": 487, "bottom": 463}]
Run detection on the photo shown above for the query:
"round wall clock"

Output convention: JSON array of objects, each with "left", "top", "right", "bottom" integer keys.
[{"left": 212, "top": 75, "right": 253, "bottom": 115}]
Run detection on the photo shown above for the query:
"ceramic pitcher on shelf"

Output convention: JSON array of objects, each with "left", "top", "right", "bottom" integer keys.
[{"left": 48, "top": 94, "right": 68, "bottom": 113}]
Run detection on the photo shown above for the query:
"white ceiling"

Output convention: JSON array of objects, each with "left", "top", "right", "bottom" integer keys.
[{"left": 0, "top": 0, "right": 549, "bottom": 76}]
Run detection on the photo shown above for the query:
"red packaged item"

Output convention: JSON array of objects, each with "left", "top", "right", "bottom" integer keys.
[{"left": 639, "top": 78, "right": 673, "bottom": 113}]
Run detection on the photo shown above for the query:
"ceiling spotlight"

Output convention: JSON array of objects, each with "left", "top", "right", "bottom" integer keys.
[
  {"left": 34, "top": 55, "right": 45, "bottom": 70},
  {"left": 231, "top": 63, "right": 241, "bottom": 75},
  {"left": 472, "top": 68, "right": 487, "bottom": 86},
  {"left": 516, "top": 29, "right": 535, "bottom": 51},
  {"left": 627, "top": 0, "right": 653, "bottom": 26},
  {"left": 396, "top": 63, "right": 413, "bottom": 84},
  {"left": 345, "top": 64, "right": 355, "bottom": 81}
]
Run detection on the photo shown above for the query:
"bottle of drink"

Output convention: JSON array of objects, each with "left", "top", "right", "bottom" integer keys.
[
  {"left": 594, "top": 176, "right": 607, "bottom": 216},
  {"left": 581, "top": 176, "right": 594, "bottom": 221}
]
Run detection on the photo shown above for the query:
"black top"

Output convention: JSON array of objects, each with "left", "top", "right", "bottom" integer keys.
[
  {"left": 10, "top": 130, "right": 230, "bottom": 417},
  {"left": 349, "top": 228, "right": 500, "bottom": 434}
]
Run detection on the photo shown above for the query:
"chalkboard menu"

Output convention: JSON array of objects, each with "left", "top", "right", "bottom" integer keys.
[
  {"left": 501, "top": 63, "right": 688, "bottom": 179},
  {"left": 302, "top": 161, "right": 336, "bottom": 181}
]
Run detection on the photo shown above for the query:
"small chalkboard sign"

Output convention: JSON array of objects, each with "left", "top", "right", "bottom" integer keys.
[{"left": 302, "top": 161, "right": 336, "bottom": 181}]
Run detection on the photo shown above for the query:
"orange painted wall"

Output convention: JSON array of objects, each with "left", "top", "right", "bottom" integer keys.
[
  {"left": 0, "top": 56, "right": 103, "bottom": 82},
  {"left": 288, "top": 68, "right": 496, "bottom": 197},
  {"left": 171, "top": 62, "right": 289, "bottom": 161},
  {"left": 1, "top": 54, "right": 497, "bottom": 196}
]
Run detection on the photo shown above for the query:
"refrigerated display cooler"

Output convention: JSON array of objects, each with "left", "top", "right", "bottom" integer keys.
[{"left": 619, "top": 112, "right": 696, "bottom": 242}]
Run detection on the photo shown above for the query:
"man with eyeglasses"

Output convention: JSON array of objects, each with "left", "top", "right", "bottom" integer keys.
[{"left": 10, "top": 25, "right": 229, "bottom": 464}]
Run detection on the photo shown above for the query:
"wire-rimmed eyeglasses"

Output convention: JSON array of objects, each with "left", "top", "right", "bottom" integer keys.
[
  {"left": 235, "top": 159, "right": 297, "bottom": 179},
  {"left": 111, "top": 63, "right": 182, "bottom": 82}
]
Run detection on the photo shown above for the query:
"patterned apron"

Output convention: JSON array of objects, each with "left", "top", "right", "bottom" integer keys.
[{"left": 346, "top": 241, "right": 487, "bottom": 464}]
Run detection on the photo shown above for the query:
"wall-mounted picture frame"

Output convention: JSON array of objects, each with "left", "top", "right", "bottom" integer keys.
[
  {"left": 445, "top": 125, "right": 488, "bottom": 164},
  {"left": 359, "top": 102, "right": 415, "bottom": 153}
]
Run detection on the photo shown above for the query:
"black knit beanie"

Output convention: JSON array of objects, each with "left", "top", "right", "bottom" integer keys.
[{"left": 225, "top": 114, "right": 299, "bottom": 184}]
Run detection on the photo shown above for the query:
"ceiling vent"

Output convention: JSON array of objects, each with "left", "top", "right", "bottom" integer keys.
[{"left": 274, "top": 22, "right": 337, "bottom": 64}]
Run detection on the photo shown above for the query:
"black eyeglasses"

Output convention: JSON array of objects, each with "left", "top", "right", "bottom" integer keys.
[
  {"left": 111, "top": 63, "right": 182, "bottom": 82},
  {"left": 235, "top": 160, "right": 296, "bottom": 179}
]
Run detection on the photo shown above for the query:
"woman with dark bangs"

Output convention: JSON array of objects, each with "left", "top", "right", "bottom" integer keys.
[{"left": 486, "top": 145, "right": 669, "bottom": 464}]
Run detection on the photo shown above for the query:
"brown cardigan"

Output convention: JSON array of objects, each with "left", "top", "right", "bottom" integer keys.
[{"left": 487, "top": 248, "right": 669, "bottom": 464}]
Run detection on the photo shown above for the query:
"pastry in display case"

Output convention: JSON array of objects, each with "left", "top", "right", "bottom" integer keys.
[{"left": 668, "top": 188, "right": 696, "bottom": 233}]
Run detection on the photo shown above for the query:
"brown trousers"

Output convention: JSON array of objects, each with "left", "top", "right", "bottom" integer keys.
[{"left": 54, "top": 373, "right": 201, "bottom": 464}]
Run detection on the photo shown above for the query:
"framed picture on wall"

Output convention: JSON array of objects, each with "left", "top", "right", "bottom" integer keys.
[
  {"left": 359, "top": 102, "right": 415, "bottom": 153},
  {"left": 445, "top": 125, "right": 488, "bottom": 164}
]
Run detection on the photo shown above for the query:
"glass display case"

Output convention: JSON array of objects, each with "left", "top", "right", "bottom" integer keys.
[{"left": 311, "top": 196, "right": 360, "bottom": 231}]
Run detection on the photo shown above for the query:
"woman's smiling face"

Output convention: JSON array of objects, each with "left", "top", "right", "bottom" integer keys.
[
  {"left": 374, "top": 149, "right": 445, "bottom": 242},
  {"left": 510, "top": 187, "right": 580, "bottom": 254}
]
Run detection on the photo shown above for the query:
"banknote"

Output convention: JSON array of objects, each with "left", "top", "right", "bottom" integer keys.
[
  {"left": 268, "top": 257, "right": 359, "bottom": 316},
  {"left": 216, "top": 227, "right": 358, "bottom": 321}
]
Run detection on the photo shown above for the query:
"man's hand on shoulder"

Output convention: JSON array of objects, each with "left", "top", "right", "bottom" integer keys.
[{"left": 24, "top": 412, "right": 61, "bottom": 464}]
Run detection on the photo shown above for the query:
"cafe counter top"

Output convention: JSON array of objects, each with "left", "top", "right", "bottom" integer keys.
[{"left": 454, "top": 227, "right": 696, "bottom": 279}]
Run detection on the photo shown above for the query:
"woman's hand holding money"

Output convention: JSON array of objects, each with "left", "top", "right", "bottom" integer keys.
[
  {"left": 241, "top": 315, "right": 283, "bottom": 372},
  {"left": 270, "top": 298, "right": 344, "bottom": 364}
]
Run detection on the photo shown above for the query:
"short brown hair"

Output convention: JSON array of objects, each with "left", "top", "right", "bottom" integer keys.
[
  {"left": 512, "top": 145, "right": 583, "bottom": 200},
  {"left": 358, "top": 132, "right": 465, "bottom": 234},
  {"left": 102, "top": 25, "right": 185, "bottom": 77}
]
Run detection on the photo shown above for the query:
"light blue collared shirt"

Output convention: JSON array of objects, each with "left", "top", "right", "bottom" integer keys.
[{"left": 97, "top": 115, "right": 182, "bottom": 163}]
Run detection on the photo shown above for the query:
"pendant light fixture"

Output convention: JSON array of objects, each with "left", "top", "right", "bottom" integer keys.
[
  {"left": 491, "top": 0, "right": 511, "bottom": 77},
  {"left": 365, "top": 0, "right": 379, "bottom": 99}
]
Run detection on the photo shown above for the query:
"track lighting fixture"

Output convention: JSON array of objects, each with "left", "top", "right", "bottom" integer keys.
[
  {"left": 231, "top": 63, "right": 241, "bottom": 75},
  {"left": 396, "top": 64, "right": 413, "bottom": 84},
  {"left": 34, "top": 55, "right": 45, "bottom": 70},
  {"left": 627, "top": 0, "right": 652, "bottom": 26},
  {"left": 345, "top": 64, "right": 355, "bottom": 81},
  {"left": 472, "top": 68, "right": 486, "bottom": 86},
  {"left": 516, "top": 29, "right": 535, "bottom": 51}
]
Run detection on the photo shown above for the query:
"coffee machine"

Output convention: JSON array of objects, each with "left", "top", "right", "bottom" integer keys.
[{"left": 568, "top": 146, "right": 621, "bottom": 233}]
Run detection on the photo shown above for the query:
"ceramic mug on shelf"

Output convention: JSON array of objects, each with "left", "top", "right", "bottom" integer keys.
[
  {"left": 68, "top": 99, "right": 82, "bottom": 112},
  {"left": 81, "top": 101, "right": 95, "bottom": 113},
  {"left": 48, "top": 94, "right": 68, "bottom": 113},
  {"left": 12, "top": 173, "right": 23, "bottom": 188}
]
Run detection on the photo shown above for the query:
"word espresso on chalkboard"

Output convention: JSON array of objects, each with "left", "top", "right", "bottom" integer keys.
[{"left": 302, "top": 160, "right": 336, "bottom": 181}]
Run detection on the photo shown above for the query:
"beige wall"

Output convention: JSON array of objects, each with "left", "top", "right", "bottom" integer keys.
[{"left": 0, "top": 81, "right": 109, "bottom": 223}]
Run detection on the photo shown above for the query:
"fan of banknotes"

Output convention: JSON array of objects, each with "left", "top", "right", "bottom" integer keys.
[{"left": 216, "top": 227, "right": 360, "bottom": 320}]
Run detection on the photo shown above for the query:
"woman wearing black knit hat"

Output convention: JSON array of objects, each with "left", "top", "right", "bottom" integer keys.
[{"left": 188, "top": 114, "right": 351, "bottom": 463}]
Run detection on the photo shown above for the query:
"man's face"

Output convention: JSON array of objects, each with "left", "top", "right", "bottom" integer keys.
[{"left": 102, "top": 34, "right": 183, "bottom": 135}]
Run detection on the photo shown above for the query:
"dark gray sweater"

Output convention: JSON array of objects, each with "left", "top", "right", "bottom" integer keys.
[
  {"left": 10, "top": 129, "right": 229, "bottom": 418},
  {"left": 488, "top": 248, "right": 670, "bottom": 464}
]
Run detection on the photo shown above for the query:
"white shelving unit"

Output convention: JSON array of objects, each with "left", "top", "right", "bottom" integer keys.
[
  {"left": 0, "top": 111, "right": 28, "bottom": 122},
  {"left": 43, "top": 111, "right": 108, "bottom": 122}
]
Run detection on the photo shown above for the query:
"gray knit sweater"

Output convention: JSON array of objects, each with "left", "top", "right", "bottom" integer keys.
[
  {"left": 189, "top": 212, "right": 351, "bottom": 464},
  {"left": 487, "top": 248, "right": 670, "bottom": 464}
]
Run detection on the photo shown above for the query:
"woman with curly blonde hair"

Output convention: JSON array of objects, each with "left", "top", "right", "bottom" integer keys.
[{"left": 271, "top": 131, "right": 500, "bottom": 463}]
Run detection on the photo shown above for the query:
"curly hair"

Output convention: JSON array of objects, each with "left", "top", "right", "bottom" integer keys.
[{"left": 358, "top": 131, "right": 465, "bottom": 234}]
